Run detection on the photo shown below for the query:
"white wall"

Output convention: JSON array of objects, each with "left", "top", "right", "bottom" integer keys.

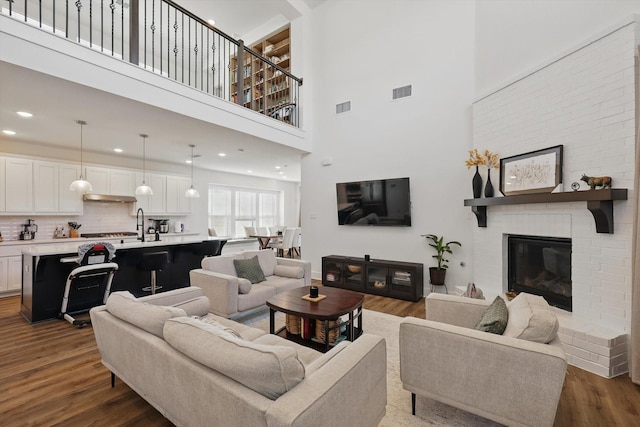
[
  {"left": 475, "top": 0, "right": 640, "bottom": 96},
  {"left": 301, "top": 0, "right": 476, "bottom": 288},
  {"left": 472, "top": 17, "right": 638, "bottom": 333}
]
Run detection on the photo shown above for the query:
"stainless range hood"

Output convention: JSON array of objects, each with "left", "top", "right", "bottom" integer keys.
[{"left": 83, "top": 194, "right": 137, "bottom": 203}]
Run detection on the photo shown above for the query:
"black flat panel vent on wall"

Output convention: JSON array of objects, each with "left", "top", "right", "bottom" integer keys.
[
  {"left": 392, "top": 85, "right": 412, "bottom": 99},
  {"left": 336, "top": 101, "right": 351, "bottom": 114}
]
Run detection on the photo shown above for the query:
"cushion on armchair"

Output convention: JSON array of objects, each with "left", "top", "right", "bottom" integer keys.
[
  {"left": 474, "top": 296, "right": 509, "bottom": 335},
  {"left": 274, "top": 264, "right": 304, "bottom": 279},
  {"left": 237, "top": 278, "right": 252, "bottom": 294},
  {"left": 503, "top": 292, "right": 559, "bottom": 343},
  {"left": 234, "top": 256, "right": 266, "bottom": 284}
]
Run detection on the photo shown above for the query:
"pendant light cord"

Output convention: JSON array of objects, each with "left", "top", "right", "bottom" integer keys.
[{"left": 76, "top": 120, "right": 86, "bottom": 178}]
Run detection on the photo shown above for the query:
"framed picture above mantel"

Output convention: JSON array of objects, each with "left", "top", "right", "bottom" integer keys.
[{"left": 499, "top": 145, "right": 563, "bottom": 196}]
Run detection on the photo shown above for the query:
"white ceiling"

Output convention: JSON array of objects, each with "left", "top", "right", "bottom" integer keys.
[{"left": 0, "top": 0, "right": 326, "bottom": 182}]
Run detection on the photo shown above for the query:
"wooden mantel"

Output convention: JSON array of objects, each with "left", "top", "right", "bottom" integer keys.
[{"left": 464, "top": 188, "right": 628, "bottom": 234}]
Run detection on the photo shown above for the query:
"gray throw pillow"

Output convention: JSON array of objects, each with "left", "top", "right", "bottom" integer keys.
[
  {"left": 475, "top": 296, "right": 509, "bottom": 335},
  {"left": 234, "top": 256, "right": 266, "bottom": 284}
]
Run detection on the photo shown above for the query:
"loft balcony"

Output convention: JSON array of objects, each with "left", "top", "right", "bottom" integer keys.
[{"left": 1, "top": 0, "right": 302, "bottom": 129}]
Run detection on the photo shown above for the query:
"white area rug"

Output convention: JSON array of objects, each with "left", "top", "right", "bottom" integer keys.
[{"left": 239, "top": 308, "right": 501, "bottom": 426}]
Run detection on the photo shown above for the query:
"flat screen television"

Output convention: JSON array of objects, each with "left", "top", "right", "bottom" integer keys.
[{"left": 336, "top": 177, "right": 411, "bottom": 226}]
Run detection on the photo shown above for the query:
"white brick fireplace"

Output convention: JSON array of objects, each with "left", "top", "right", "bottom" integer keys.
[{"left": 472, "top": 18, "right": 638, "bottom": 377}]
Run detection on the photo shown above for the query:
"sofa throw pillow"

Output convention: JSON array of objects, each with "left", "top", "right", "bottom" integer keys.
[
  {"left": 196, "top": 315, "right": 242, "bottom": 338},
  {"left": 474, "top": 296, "right": 509, "bottom": 335},
  {"left": 234, "top": 256, "right": 266, "bottom": 284},
  {"left": 503, "top": 292, "right": 559, "bottom": 343},
  {"left": 274, "top": 265, "right": 304, "bottom": 279},
  {"left": 237, "top": 278, "right": 252, "bottom": 294},
  {"left": 105, "top": 291, "right": 187, "bottom": 338},
  {"left": 164, "top": 317, "right": 305, "bottom": 400}
]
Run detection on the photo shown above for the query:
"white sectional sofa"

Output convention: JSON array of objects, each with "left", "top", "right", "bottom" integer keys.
[
  {"left": 90, "top": 287, "right": 387, "bottom": 427},
  {"left": 189, "top": 250, "right": 311, "bottom": 318}
]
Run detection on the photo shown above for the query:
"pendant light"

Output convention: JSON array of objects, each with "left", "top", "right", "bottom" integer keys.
[
  {"left": 69, "top": 120, "right": 93, "bottom": 193},
  {"left": 185, "top": 144, "right": 200, "bottom": 198},
  {"left": 135, "top": 133, "right": 153, "bottom": 196}
]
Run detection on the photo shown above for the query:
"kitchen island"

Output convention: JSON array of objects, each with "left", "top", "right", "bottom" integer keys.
[{"left": 20, "top": 236, "right": 227, "bottom": 323}]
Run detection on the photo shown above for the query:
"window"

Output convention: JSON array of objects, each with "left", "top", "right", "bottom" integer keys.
[{"left": 208, "top": 184, "right": 281, "bottom": 237}]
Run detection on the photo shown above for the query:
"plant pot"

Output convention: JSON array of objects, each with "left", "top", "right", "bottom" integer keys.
[{"left": 429, "top": 267, "right": 447, "bottom": 286}]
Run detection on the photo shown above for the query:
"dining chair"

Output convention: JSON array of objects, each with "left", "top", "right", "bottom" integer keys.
[
  {"left": 208, "top": 227, "right": 217, "bottom": 237},
  {"left": 291, "top": 227, "right": 302, "bottom": 257},
  {"left": 244, "top": 226, "right": 256, "bottom": 238},
  {"left": 256, "top": 226, "right": 269, "bottom": 235},
  {"left": 272, "top": 227, "right": 296, "bottom": 257}
]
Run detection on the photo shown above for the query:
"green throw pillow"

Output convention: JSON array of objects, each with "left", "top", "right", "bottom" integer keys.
[
  {"left": 475, "top": 296, "right": 509, "bottom": 335},
  {"left": 234, "top": 256, "right": 266, "bottom": 284}
]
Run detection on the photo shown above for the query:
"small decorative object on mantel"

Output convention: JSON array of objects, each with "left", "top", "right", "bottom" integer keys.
[
  {"left": 483, "top": 150, "right": 499, "bottom": 198},
  {"left": 580, "top": 174, "right": 612, "bottom": 190},
  {"left": 571, "top": 182, "right": 581, "bottom": 191},
  {"left": 466, "top": 149, "right": 486, "bottom": 198}
]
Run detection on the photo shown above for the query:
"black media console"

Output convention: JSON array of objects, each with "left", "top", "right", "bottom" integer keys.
[{"left": 322, "top": 255, "right": 424, "bottom": 302}]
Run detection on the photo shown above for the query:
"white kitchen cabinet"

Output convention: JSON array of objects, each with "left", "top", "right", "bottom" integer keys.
[
  {"left": 85, "top": 166, "right": 110, "bottom": 194},
  {"left": 33, "top": 161, "right": 60, "bottom": 212},
  {"left": 5, "top": 158, "right": 33, "bottom": 212},
  {"left": 0, "top": 157, "right": 5, "bottom": 211},
  {"left": 135, "top": 173, "right": 166, "bottom": 214},
  {"left": 86, "top": 166, "right": 135, "bottom": 196},
  {"left": 0, "top": 256, "right": 21, "bottom": 293},
  {"left": 166, "top": 176, "right": 192, "bottom": 214},
  {"left": 110, "top": 169, "right": 135, "bottom": 195},
  {"left": 59, "top": 164, "right": 83, "bottom": 213}
]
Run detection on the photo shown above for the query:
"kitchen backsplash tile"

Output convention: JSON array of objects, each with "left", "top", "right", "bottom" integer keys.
[{"left": 0, "top": 202, "right": 187, "bottom": 241}]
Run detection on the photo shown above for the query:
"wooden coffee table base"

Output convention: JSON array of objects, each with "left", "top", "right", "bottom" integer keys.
[{"left": 267, "top": 286, "right": 364, "bottom": 353}]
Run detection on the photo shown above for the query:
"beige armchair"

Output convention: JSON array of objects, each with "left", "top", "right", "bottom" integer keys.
[{"left": 399, "top": 293, "right": 567, "bottom": 427}]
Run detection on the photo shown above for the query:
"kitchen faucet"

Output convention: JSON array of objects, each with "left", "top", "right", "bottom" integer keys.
[{"left": 136, "top": 208, "right": 145, "bottom": 242}]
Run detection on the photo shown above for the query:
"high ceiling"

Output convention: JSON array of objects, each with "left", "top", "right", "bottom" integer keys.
[{"left": 0, "top": 0, "right": 327, "bottom": 182}]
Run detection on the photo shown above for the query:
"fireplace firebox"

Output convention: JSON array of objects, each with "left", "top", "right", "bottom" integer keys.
[{"left": 508, "top": 235, "right": 572, "bottom": 311}]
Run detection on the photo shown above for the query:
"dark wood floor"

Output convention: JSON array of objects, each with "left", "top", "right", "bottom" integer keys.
[{"left": 1, "top": 291, "right": 639, "bottom": 426}]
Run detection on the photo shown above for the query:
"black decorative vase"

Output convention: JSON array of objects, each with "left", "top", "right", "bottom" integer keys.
[
  {"left": 484, "top": 169, "right": 494, "bottom": 197},
  {"left": 472, "top": 165, "right": 483, "bottom": 198}
]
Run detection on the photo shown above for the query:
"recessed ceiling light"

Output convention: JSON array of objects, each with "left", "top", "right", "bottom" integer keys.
[
  {"left": 113, "top": 148, "right": 123, "bottom": 153},
  {"left": 16, "top": 111, "right": 33, "bottom": 118},
  {"left": 278, "top": 171, "right": 284, "bottom": 175},
  {"left": 218, "top": 152, "right": 226, "bottom": 157},
  {"left": 185, "top": 159, "right": 192, "bottom": 164},
  {"left": 208, "top": 19, "right": 216, "bottom": 26},
  {"left": 2, "top": 130, "right": 16, "bottom": 135},
  {"left": 275, "top": 166, "right": 281, "bottom": 169},
  {"left": 247, "top": 170, "right": 252, "bottom": 173}
]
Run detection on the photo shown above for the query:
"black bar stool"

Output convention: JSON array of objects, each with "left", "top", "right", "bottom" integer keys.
[
  {"left": 140, "top": 251, "right": 169, "bottom": 294},
  {"left": 193, "top": 240, "right": 227, "bottom": 258}
]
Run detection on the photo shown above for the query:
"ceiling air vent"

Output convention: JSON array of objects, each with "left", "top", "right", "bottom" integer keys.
[
  {"left": 392, "top": 85, "right": 412, "bottom": 100},
  {"left": 336, "top": 101, "right": 351, "bottom": 114}
]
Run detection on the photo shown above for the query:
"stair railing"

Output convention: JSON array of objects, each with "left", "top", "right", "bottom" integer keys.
[{"left": 2, "top": 0, "right": 302, "bottom": 127}]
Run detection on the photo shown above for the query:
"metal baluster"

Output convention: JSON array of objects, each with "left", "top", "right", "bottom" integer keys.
[
  {"left": 143, "top": 0, "right": 146, "bottom": 68},
  {"left": 180, "top": 13, "right": 184, "bottom": 83},
  {"left": 100, "top": 0, "right": 104, "bottom": 52},
  {"left": 187, "top": 18, "right": 190, "bottom": 86},
  {"left": 166, "top": 1, "right": 170, "bottom": 78},
  {"left": 53, "top": 0, "right": 56, "bottom": 33},
  {"left": 24, "top": 0, "right": 27, "bottom": 22},
  {"left": 173, "top": 8, "right": 178, "bottom": 80},
  {"left": 39, "top": 0, "right": 42, "bottom": 27},
  {"left": 110, "top": 0, "right": 114, "bottom": 55},
  {"left": 76, "top": 0, "right": 82, "bottom": 43},
  {"left": 65, "top": 0, "right": 69, "bottom": 38},
  {"left": 200, "top": 24, "right": 203, "bottom": 91},
  {"left": 159, "top": 0, "right": 162, "bottom": 75},
  {"left": 89, "top": 0, "right": 92, "bottom": 47},
  {"left": 150, "top": 0, "right": 155, "bottom": 70},
  {"left": 120, "top": 0, "right": 123, "bottom": 57}
]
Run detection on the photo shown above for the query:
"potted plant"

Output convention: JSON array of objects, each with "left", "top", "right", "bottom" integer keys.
[{"left": 422, "top": 234, "right": 461, "bottom": 286}]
